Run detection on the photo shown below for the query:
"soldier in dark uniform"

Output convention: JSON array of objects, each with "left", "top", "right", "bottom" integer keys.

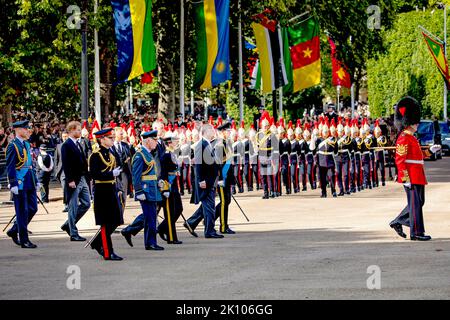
[
  {"left": 279, "top": 122, "right": 291, "bottom": 194},
  {"left": 303, "top": 123, "right": 317, "bottom": 190},
  {"left": 179, "top": 132, "right": 191, "bottom": 195},
  {"left": 361, "top": 119, "right": 374, "bottom": 190},
  {"left": 287, "top": 122, "right": 299, "bottom": 193},
  {"left": 122, "top": 130, "right": 164, "bottom": 250},
  {"left": 37, "top": 144, "right": 54, "bottom": 202},
  {"left": 352, "top": 120, "right": 364, "bottom": 192},
  {"left": 248, "top": 125, "right": 259, "bottom": 191},
  {"left": 89, "top": 128, "right": 124, "bottom": 261},
  {"left": 157, "top": 134, "right": 184, "bottom": 244},
  {"left": 214, "top": 122, "right": 236, "bottom": 234},
  {"left": 295, "top": 121, "right": 306, "bottom": 192},
  {"left": 242, "top": 125, "right": 254, "bottom": 192},
  {"left": 337, "top": 119, "right": 353, "bottom": 196},
  {"left": 311, "top": 120, "right": 338, "bottom": 198},
  {"left": 374, "top": 120, "right": 387, "bottom": 187},
  {"left": 271, "top": 121, "right": 281, "bottom": 197},
  {"left": 5, "top": 120, "right": 39, "bottom": 248},
  {"left": 256, "top": 112, "right": 274, "bottom": 199}
]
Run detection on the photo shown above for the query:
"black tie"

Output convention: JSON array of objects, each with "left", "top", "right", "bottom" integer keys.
[{"left": 77, "top": 141, "right": 83, "bottom": 155}]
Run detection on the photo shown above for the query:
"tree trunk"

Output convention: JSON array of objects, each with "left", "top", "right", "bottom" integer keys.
[
  {"left": 100, "top": 49, "right": 115, "bottom": 123},
  {"left": 1, "top": 104, "right": 12, "bottom": 127},
  {"left": 157, "top": 46, "right": 176, "bottom": 122}
]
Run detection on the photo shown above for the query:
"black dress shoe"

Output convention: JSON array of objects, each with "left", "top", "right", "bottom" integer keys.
[
  {"left": 61, "top": 224, "right": 70, "bottom": 236},
  {"left": 270, "top": 192, "right": 276, "bottom": 198},
  {"left": 332, "top": 192, "right": 337, "bottom": 198},
  {"left": 62, "top": 207, "right": 68, "bottom": 213},
  {"left": 205, "top": 233, "right": 224, "bottom": 239},
  {"left": 183, "top": 222, "right": 198, "bottom": 238},
  {"left": 221, "top": 228, "right": 236, "bottom": 235},
  {"left": 338, "top": 191, "right": 345, "bottom": 196},
  {"left": 70, "top": 235, "right": 86, "bottom": 242},
  {"left": 302, "top": 187, "right": 307, "bottom": 191},
  {"left": 411, "top": 234, "right": 432, "bottom": 241},
  {"left": 91, "top": 245, "right": 104, "bottom": 257},
  {"left": 6, "top": 230, "right": 20, "bottom": 246},
  {"left": 321, "top": 193, "right": 327, "bottom": 198},
  {"left": 167, "top": 240, "right": 183, "bottom": 244},
  {"left": 146, "top": 244, "right": 165, "bottom": 250},
  {"left": 157, "top": 229, "right": 167, "bottom": 241},
  {"left": 104, "top": 252, "right": 123, "bottom": 261},
  {"left": 389, "top": 223, "right": 407, "bottom": 239},
  {"left": 121, "top": 230, "right": 133, "bottom": 247},
  {"left": 21, "top": 241, "right": 37, "bottom": 249},
  {"left": 346, "top": 191, "right": 351, "bottom": 195},
  {"left": 262, "top": 194, "right": 269, "bottom": 199},
  {"left": 382, "top": 182, "right": 386, "bottom": 186}
]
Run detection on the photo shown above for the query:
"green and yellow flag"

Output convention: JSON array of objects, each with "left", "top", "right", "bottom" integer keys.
[{"left": 421, "top": 31, "right": 450, "bottom": 88}]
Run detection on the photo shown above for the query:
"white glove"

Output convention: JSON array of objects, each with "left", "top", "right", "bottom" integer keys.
[
  {"left": 136, "top": 193, "right": 146, "bottom": 201},
  {"left": 113, "top": 167, "right": 122, "bottom": 177},
  {"left": 403, "top": 183, "right": 412, "bottom": 189},
  {"left": 36, "top": 183, "right": 42, "bottom": 190},
  {"left": 163, "top": 192, "right": 170, "bottom": 198},
  {"left": 218, "top": 180, "right": 225, "bottom": 187},
  {"left": 158, "top": 180, "right": 165, "bottom": 189},
  {"left": 429, "top": 145, "right": 441, "bottom": 154},
  {"left": 10, "top": 186, "right": 19, "bottom": 195}
]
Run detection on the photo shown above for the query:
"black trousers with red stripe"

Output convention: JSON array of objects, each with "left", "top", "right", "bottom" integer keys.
[
  {"left": 391, "top": 185, "right": 426, "bottom": 237},
  {"left": 91, "top": 224, "right": 118, "bottom": 258},
  {"left": 319, "top": 166, "right": 336, "bottom": 195}
]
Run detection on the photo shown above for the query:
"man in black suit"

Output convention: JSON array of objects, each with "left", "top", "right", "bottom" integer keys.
[
  {"left": 110, "top": 126, "right": 132, "bottom": 207},
  {"left": 60, "top": 121, "right": 91, "bottom": 241},
  {"left": 54, "top": 131, "right": 69, "bottom": 212},
  {"left": 185, "top": 124, "right": 223, "bottom": 238}
]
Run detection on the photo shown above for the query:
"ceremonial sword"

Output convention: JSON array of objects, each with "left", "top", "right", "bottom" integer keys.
[{"left": 231, "top": 194, "right": 250, "bottom": 222}]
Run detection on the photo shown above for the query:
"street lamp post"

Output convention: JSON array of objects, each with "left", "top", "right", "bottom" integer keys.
[{"left": 80, "top": 0, "right": 89, "bottom": 121}]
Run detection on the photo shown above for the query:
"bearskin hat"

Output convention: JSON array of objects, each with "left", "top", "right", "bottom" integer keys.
[{"left": 394, "top": 96, "right": 422, "bottom": 130}]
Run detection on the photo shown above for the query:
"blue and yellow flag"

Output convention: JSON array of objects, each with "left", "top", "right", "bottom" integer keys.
[
  {"left": 111, "top": 0, "right": 157, "bottom": 83},
  {"left": 194, "top": 0, "right": 231, "bottom": 90}
]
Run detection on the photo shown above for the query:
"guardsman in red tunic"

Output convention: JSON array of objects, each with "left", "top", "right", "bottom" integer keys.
[{"left": 389, "top": 97, "right": 440, "bottom": 241}]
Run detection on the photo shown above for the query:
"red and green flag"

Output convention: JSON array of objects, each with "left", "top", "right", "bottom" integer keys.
[
  {"left": 287, "top": 16, "right": 321, "bottom": 92},
  {"left": 421, "top": 31, "right": 450, "bottom": 88},
  {"left": 328, "top": 37, "right": 351, "bottom": 88}
]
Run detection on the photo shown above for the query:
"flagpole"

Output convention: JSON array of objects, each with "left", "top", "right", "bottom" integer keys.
[
  {"left": 180, "top": 0, "right": 186, "bottom": 121},
  {"left": 129, "top": 83, "right": 133, "bottom": 114},
  {"left": 238, "top": 0, "right": 244, "bottom": 123},
  {"left": 80, "top": 0, "right": 89, "bottom": 121},
  {"left": 94, "top": 0, "right": 101, "bottom": 127},
  {"left": 444, "top": 4, "right": 448, "bottom": 120},
  {"left": 279, "top": 87, "right": 283, "bottom": 118},
  {"left": 337, "top": 85, "right": 341, "bottom": 113},
  {"left": 351, "top": 83, "right": 355, "bottom": 118},
  {"left": 190, "top": 90, "right": 194, "bottom": 116}
]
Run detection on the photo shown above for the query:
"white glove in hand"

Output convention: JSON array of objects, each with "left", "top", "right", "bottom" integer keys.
[
  {"left": 403, "top": 182, "right": 412, "bottom": 189},
  {"left": 218, "top": 180, "right": 225, "bottom": 187},
  {"left": 113, "top": 167, "right": 122, "bottom": 177},
  {"left": 10, "top": 186, "right": 19, "bottom": 195},
  {"left": 163, "top": 192, "right": 170, "bottom": 198},
  {"left": 136, "top": 193, "right": 146, "bottom": 201},
  {"left": 429, "top": 145, "right": 441, "bottom": 154},
  {"left": 36, "top": 183, "right": 42, "bottom": 190},
  {"left": 158, "top": 180, "right": 165, "bottom": 189}
]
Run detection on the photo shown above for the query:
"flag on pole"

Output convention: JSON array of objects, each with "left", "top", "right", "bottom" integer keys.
[
  {"left": 111, "top": 0, "right": 157, "bottom": 83},
  {"left": 250, "top": 59, "right": 261, "bottom": 90},
  {"left": 194, "top": 0, "right": 231, "bottom": 90},
  {"left": 328, "top": 37, "right": 351, "bottom": 88},
  {"left": 252, "top": 21, "right": 288, "bottom": 93},
  {"left": 287, "top": 16, "right": 321, "bottom": 92},
  {"left": 282, "top": 27, "right": 294, "bottom": 93},
  {"left": 421, "top": 31, "right": 450, "bottom": 88}
]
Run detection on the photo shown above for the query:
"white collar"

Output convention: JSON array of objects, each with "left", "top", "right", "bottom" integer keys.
[{"left": 69, "top": 137, "right": 79, "bottom": 145}]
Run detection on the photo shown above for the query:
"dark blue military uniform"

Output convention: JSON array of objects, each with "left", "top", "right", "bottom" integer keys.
[
  {"left": 6, "top": 121, "right": 38, "bottom": 247},
  {"left": 132, "top": 144, "right": 162, "bottom": 249}
]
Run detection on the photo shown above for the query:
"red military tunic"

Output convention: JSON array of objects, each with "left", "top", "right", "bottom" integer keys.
[{"left": 395, "top": 129, "right": 427, "bottom": 185}]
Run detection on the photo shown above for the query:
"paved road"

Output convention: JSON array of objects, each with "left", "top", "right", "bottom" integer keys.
[{"left": 1, "top": 158, "right": 450, "bottom": 300}]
